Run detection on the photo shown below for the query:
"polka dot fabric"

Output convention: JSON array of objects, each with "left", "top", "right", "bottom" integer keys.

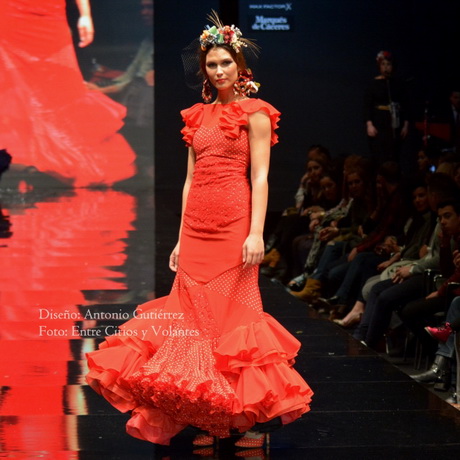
[{"left": 86, "top": 99, "right": 313, "bottom": 445}]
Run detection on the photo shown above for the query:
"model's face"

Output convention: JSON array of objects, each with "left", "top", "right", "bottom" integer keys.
[
  {"left": 347, "top": 173, "right": 365, "bottom": 199},
  {"left": 412, "top": 187, "right": 429, "bottom": 213},
  {"left": 205, "top": 47, "right": 238, "bottom": 92},
  {"left": 379, "top": 59, "right": 393, "bottom": 77},
  {"left": 306, "top": 161, "right": 323, "bottom": 183},
  {"left": 438, "top": 205, "right": 460, "bottom": 236},
  {"left": 320, "top": 176, "right": 338, "bottom": 201}
]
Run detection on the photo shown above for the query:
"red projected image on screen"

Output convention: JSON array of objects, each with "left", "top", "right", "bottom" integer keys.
[{"left": 0, "top": 0, "right": 145, "bottom": 188}]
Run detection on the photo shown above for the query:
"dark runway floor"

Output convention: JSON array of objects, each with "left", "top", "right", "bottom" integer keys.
[{"left": 1, "top": 181, "right": 460, "bottom": 459}]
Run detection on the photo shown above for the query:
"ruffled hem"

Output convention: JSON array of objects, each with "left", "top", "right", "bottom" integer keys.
[
  {"left": 215, "top": 313, "right": 300, "bottom": 370},
  {"left": 215, "top": 314, "right": 313, "bottom": 430},
  {"left": 86, "top": 311, "right": 313, "bottom": 445},
  {"left": 180, "top": 99, "right": 280, "bottom": 147},
  {"left": 86, "top": 335, "right": 155, "bottom": 413},
  {"left": 126, "top": 406, "right": 186, "bottom": 445}
]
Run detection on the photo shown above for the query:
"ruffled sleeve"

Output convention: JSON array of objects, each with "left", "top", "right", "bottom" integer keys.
[
  {"left": 219, "top": 98, "right": 281, "bottom": 146},
  {"left": 180, "top": 103, "right": 204, "bottom": 147}
]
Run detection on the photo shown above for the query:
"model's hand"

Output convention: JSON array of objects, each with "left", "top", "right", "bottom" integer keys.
[
  {"left": 78, "top": 15, "right": 94, "bottom": 47},
  {"left": 169, "top": 242, "right": 180, "bottom": 272},
  {"left": 242, "top": 234, "right": 264, "bottom": 267}
]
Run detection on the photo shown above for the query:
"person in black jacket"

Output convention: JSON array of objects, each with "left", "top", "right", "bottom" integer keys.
[{"left": 364, "top": 51, "right": 410, "bottom": 165}]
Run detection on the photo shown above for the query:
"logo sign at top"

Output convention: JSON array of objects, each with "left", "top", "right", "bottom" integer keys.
[{"left": 247, "top": 3, "right": 294, "bottom": 31}]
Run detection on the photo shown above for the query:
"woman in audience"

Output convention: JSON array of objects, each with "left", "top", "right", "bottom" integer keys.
[
  {"left": 288, "top": 162, "right": 373, "bottom": 303},
  {"left": 262, "top": 148, "right": 331, "bottom": 278},
  {"left": 293, "top": 162, "right": 406, "bottom": 307}
]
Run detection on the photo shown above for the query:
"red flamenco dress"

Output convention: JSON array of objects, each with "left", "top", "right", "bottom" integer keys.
[
  {"left": 86, "top": 99, "right": 313, "bottom": 445},
  {"left": 0, "top": 0, "right": 136, "bottom": 187}
]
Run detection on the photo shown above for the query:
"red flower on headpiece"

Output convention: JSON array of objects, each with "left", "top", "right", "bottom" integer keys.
[{"left": 376, "top": 50, "right": 392, "bottom": 63}]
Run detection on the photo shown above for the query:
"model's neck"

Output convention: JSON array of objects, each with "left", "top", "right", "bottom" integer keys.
[{"left": 215, "top": 89, "right": 243, "bottom": 105}]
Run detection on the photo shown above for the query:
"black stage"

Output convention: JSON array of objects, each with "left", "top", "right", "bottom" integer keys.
[{"left": 1, "top": 183, "right": 460, "bottom": 459}]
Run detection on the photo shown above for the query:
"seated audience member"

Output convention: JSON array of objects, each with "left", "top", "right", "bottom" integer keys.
[
  {"left": 288, "top": 162, "right": 373, "bottom": 302},
  {"left": 415, "top": 292, "right": 460, "bottom": 401},
  {"left": 293, "top": 145, "right": 332, "bottom": 212},
  {"left": 397, "top": 200, "right": 460, "bottom": 391},
  {"left": 289, "top": 168, "right": 345, "bottom": 268},
  {"left": 416, "top": 148, "right": 435, "bottom": 178},
  {"left": 436, "top": 152, "right": 457, "bottom": 178},
  {"left": 262, "top": 145, "right": 331, "bottom": 277},
  {"left": 335, "top": 180, "right": 435, "bottom": 328},
  {"left": 315, "top": 162, "right": 406, "bottom": 307},
  {"left": 351, "top": 174, "right": 458, "bottom": 346},
  {"left": 264, "top": 168, "right": 342, "bottom": 282}
]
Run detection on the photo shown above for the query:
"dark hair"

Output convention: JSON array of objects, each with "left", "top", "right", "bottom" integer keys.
[
  {"left": 376, "top": 50, "right": 395, "bottom": 72},
  {"left": 319, "top": 168, "right": 342, "bottom": 204},
  {"left": 306, "top": 157, "right": 329, "bottom": 176},
  {"left": 321, "top": 168, "right": 341, "bottom": 186},
  {"left": 199, "top": 44, "right": 247, "bottom": 77},
  {"left": 437, "top": 199, "right": 460, "bottom": 215},
  {"left": 410, "top": 180, "right": 428, "bottom": 192},
  {"left": 377, "top": 161, "right": 400, "bottom": 185},
  {"left": 307, "top": 144, "right": 331, "bottom": 159},
  {"left": 427, "top": 172, "right": 458, "bottom": 200}
]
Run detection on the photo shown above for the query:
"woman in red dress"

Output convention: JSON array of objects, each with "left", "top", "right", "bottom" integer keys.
[
  {"left": 86, "top": 12, "right": 313, "bottom": 449},
  {"left": 0, "top": 0, "right": 136, "bottom": 187}
]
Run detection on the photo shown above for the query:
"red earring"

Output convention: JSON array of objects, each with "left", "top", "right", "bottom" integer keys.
[
  {"left": 201, "top": 79, "right": 212, "bottom": 103},
  {"left": 233, "top": 69, "right": 260, "bottom": 97}
]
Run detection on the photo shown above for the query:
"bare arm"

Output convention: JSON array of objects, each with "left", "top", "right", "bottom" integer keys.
[
  {"left": 169, "top": 147, "right": 196, "bottom": 271},
  {"left": 243, "top": 111, "right": 271, "bottom": 267},
  {"left": 75, "top": 0, "right": 94, "bottom": 47}
]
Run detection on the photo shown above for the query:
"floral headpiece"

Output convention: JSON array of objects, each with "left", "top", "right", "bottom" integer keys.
[
  {"left": 376, "top": 50, "right": 393, "bottom": 63},
  {"left": 200, "top": 24, "right": 245, "bottom": 53},
  {"left": 199, "top": 10, "right": 258, "bottom": 54}
]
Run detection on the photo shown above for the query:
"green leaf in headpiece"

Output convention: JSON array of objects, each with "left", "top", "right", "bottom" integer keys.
[
  {"left": 208, "top": 26, "right": 218, "bottom": 35},
  {"left": 217, "top": 34, "right": 224, "bottom": 44}
]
